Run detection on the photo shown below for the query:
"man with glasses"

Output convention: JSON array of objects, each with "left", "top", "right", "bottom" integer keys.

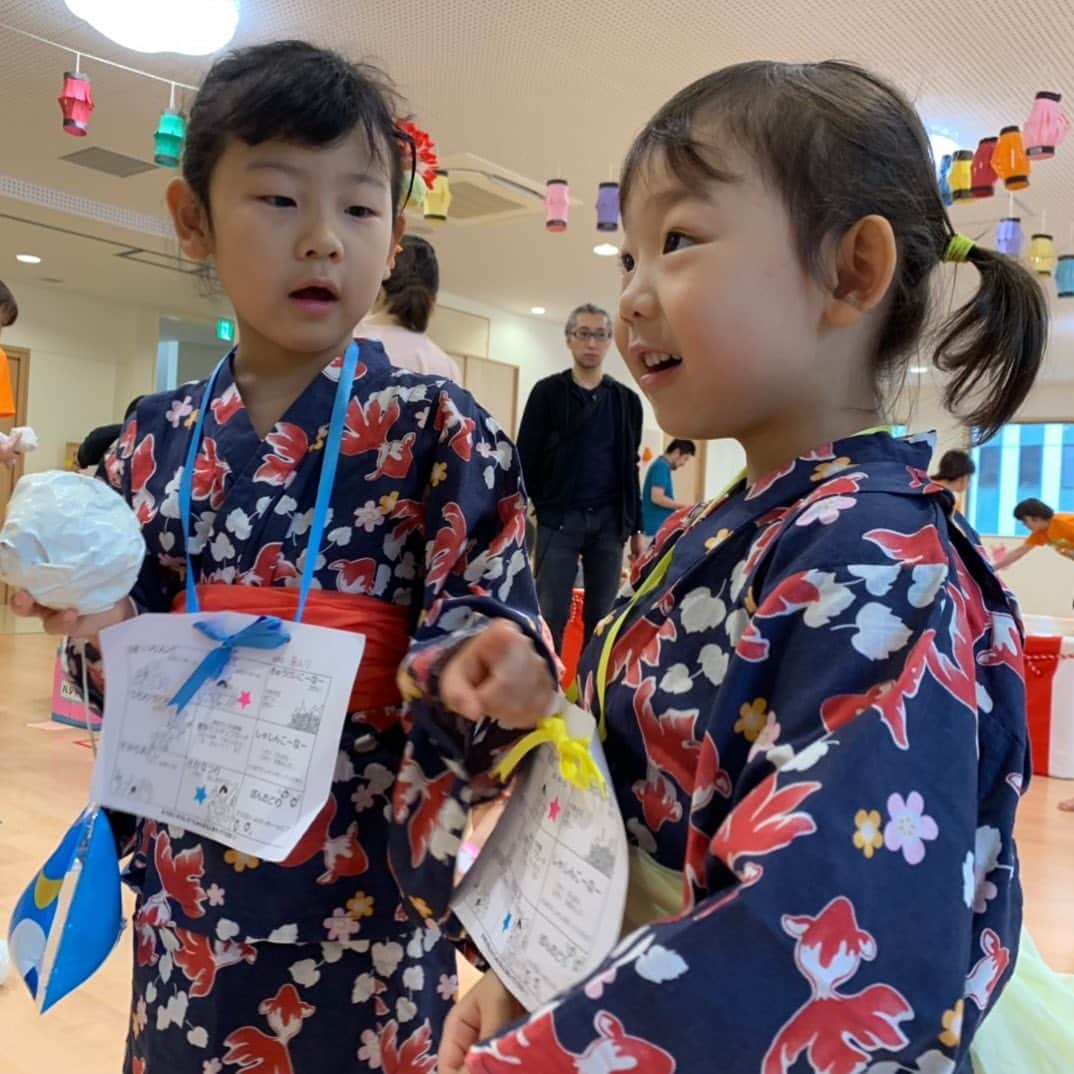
[{"left": 518, "top": 303, "right": 643, "bottom": 653}]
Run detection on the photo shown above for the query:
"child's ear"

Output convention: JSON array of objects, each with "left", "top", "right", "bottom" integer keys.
[
  {"left": 385, "top": 216, "right": 407, "bottom": 280},
  {"left": 166, "top": 179, "right": 214, "bottom": 261},
  {"left": 823, "top": 215, "right": 897, "bottom": 328}
]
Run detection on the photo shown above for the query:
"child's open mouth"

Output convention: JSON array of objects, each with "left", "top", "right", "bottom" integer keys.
[
  {"left": 290, "top": 286, "right": 338, "bottom": 303},
  {"left": 642, "top": 353, "right": 682, "bottom": 373}
]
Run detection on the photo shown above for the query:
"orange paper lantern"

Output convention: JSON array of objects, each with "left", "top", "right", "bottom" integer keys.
[{"left": 992, "top": 126, "right": 1031, "bottom": 190}]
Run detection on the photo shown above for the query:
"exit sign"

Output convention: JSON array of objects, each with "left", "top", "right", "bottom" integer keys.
[{"left": 216, "top": 318, "right": 235, "bottom": 343}]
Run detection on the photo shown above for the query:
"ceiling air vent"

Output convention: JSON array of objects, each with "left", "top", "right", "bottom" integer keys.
[
  {"left": 408, "top": 153, "right": 554, "bottom": 227},
  {"left": 61, "top": 147, "right": 157, "bottom": 178}
]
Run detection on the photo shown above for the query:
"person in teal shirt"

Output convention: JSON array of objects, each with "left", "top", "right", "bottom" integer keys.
[{"left": 641, "top": 438, "right": 696, "bottom": 537}]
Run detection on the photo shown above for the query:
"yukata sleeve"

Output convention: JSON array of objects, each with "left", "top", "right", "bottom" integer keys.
[
  {"left": 390, "top": 386, "right": 556, "bottom": 925},
  {"left": 468, "top": 501, "right": 1028, "bottom": 1074},
  {"left": 63, "top": 410, "right": 181, "bottom": 852}
]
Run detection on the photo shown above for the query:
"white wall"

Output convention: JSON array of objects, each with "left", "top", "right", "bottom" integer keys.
[{"left": 2, "top": 282, "right": 143, "bottom": 473}]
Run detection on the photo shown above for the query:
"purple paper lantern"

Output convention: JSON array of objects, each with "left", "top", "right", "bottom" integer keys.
[
  {"left": 995, "top": 217, "right": 1024, "bottom": 257},
  {"left": 596, "top": 182, "right": 620, "bottom": 232}
]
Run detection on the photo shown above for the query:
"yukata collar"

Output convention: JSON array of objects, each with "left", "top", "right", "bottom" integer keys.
[{"left": 702, "top": 429, "right": 939, "bottom": 535}]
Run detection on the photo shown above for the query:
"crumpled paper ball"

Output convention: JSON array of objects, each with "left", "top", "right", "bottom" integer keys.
[
  {"left": 0, "top": 426, "right": 38, "bottom": 454},
  {"left": 0, "top": 471, "right": 144, "bottom": 614}
]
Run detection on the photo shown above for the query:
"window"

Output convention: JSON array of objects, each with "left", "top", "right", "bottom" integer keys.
[{"left": 966, "top": 423, "right": 1074, "bottom": 536}]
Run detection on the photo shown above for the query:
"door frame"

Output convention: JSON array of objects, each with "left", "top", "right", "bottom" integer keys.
[{"left": 0, "top": 344, "right": 31, "bottom": 605}]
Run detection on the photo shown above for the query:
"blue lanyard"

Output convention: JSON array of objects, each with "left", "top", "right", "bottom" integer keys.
[{"left": 178, "top": 342, "right": 360, "bottom": 622}]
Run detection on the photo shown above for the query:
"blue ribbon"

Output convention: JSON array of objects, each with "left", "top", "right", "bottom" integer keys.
[
  {"left": 170, "top": 341, "right": 361, "bottom": 712},
  {"left": 169, "top": 615, "right": 291, "bottom": 712}
]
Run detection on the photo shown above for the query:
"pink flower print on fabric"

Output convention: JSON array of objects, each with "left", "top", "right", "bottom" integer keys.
[{"left": 884, "top": 791, "right": 939, "bottom": 865}]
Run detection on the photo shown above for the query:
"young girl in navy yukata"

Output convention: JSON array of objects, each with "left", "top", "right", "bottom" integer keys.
[
  {"left": 13, "top": 41, "right": 555, "bottom": 1074},
  {"left": 435, "top": 62, "right": 1054, "bottom": 1074}
]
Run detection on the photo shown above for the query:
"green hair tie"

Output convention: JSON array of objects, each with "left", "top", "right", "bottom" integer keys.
[{"left": 944, "top": 233, "right": 975, "bottom": 264}]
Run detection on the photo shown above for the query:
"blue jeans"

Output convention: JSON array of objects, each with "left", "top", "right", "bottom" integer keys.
[{"left": 535, "top": 505, "right": 624, "bottom": 653}]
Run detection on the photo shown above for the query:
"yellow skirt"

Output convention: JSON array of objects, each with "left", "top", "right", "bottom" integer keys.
[{"left": 971, "top": 928, "right": 1074, "bottom": 1074}]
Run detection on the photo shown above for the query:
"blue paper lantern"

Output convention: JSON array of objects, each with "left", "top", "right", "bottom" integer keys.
[
  {"left": 937, "top": 154, "right": 953, "bottom": 206},
  {"left": 596, "top": 182, "right": 620, "bottom": 232},
  {"left": 8, "top": 808, "right": 123, "bottom": 1012},
  {"left": 995, "top": 217, "right": 1024, "bottom": 257},
  {"left": 1057, "top": 255, "right": 1074, "bottom": 297}
]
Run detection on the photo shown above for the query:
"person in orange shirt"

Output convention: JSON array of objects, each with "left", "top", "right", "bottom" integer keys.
[
  {"left": 0, "top": 279, "right": 22, "bottom": 466},
  {"left": 993, "top": 498, "right": 1074, "bottom": 570},
  {"left": 993, "top": 498, "right": 1074, "bottom": 813}
]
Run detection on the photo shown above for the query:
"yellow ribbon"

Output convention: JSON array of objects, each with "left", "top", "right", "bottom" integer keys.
[{"left": 492, "top": 714, "right": 607, "bottom": 794}]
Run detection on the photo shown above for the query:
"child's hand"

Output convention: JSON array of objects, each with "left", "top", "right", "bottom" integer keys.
[
  {"left": 0, "top": 431, "right": 21, "bottom": 467},
  {"left": 438, "top": 970, "right": 526, "bottom": 1074},
  {"left": 10, "top": 589, "right": 134, "bottom": 641},
  {"left": 440, "top": 619, "right": 554, "bottom": 728}
]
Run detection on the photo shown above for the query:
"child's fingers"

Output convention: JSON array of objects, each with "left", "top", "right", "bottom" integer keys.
[
  {"left": 440, "top": 658, "right": 485, "bottom": 722},
  {"left": 438, "top": 996, "right": 484, "bottom": 1074}
]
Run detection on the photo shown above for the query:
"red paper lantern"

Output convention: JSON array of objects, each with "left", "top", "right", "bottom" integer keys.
[
  {"left": 58, "top": 71, "right": 93, "bottom": 137},
  {"left": 970, "top": 137, "right": 997, "bottom": 198},
  {"left": 992, "top": 126, "right": 1031, "bottom": 191}
]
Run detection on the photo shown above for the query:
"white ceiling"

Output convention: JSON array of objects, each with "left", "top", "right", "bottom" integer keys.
[{"left": 2, "top": 0, "right": 1074, "bottom": 381}]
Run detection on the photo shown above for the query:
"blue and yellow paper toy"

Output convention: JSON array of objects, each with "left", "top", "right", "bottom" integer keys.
[{"left": 8, "top": 807, "right": 123, "bottom": 1012}]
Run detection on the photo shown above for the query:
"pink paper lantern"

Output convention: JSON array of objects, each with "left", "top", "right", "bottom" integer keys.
[
  {"left": 545, "top": 179, "right": 570, "bottom": 233},
  {"left": 58, "top": 71, "right": 93, "bottom": 137},
  {"left": 1025, "top": 91, "right": 1071, "bottom": 160}
]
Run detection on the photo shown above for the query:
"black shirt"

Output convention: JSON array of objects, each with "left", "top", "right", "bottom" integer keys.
[{"left": 571, "top": 381, "right": 618, "bottom": 507}]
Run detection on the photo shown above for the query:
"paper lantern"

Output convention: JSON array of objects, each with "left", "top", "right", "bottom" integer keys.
[
  {"left": 7, "top": 808, "right": 123, "bottom": 1012},
  {"left": 545, "top": 179, "right": 570, "bottom": 233},
  {"left": 596, "top": 182, "right": 620, "bottom": 232},
  {"left": 58, "top": 71, "right": 93, "bottom": 137},
  {"left": 1056, "top": 256, "right": 1074, "bottom": 298},
  {"left": 949, "top": 150, "right": 974, "bottom": 201},
  {"left": 995, "top": 217, "right": 1024, "bottom": 257},
  {"left": 1028, "top": 233, "right": 1058, "bottom": 275},
  {"left": 971, "top": 137, "right": 998, "bottom": 198},
  {"left": 1025, "top": 91, "right": 1071, "bottom": 160},
  {"left": 153, "top": 109, "right": 186, "bottom": 168},
  {"left": 992, "top": 126, "right": 1031, "bottom": 190},
  {"left": 937, "top": 155, "right": 953, "bottom": 206},
  {"left": 423, "top": 170, "right": 451, "bottom": 222}
]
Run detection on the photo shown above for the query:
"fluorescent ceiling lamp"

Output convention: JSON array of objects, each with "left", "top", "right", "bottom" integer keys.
[
  {"left": 16, "top": 254, "right": 42, "bottom": 264},
  {"left": 593, "top": 243, "right": 619, "bottom": 257},
  {"left": 65, "top": 0, "right": 239, "bottom": 56},
  {"left": 530, "top": 306, "right": 546, "bottom": 316},
  {"left": 910, "top": 366, "right": 928, "bottom": 374}
]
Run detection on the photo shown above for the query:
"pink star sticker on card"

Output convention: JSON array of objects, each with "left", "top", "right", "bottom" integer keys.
[
  {"left": 238, "top": 691, "right": 252, "bottom": 709},
  {"left": 548, "top": 798, "right": 561, "bottom": 822}
]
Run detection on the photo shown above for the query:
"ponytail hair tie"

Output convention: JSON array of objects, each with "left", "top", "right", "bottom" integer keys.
[{"left": 943, "top": 233, "right": 976, "bottom": 264}]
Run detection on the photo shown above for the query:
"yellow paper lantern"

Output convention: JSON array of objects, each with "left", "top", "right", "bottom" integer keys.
[
  {"left": 1027, "top": 233, "right": 1058, "bottom": 275},
  {"left": 423, "top": 170, "right": 451, "bottom": 223},
  {"left": 949, "top": 150, "right": 974, "bottom": 201}
]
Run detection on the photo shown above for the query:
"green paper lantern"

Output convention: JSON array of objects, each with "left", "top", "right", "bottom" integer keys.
[{"left": 153, "top": 109, "right": 186, "bottom": 168}]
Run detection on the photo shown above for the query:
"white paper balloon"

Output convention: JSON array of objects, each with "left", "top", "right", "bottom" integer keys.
[{"left": 0, "top": 471, "right": 144, "bottom": 614}]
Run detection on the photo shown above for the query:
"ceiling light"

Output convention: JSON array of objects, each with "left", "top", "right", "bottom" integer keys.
[
  {"left": 593, "top": 243, "right": 619, "bottom": 257},
  {"left": 530, "top": 307, "right": 546, "bottom": 316},
  {"left": 910, "top": 366, "right": 928, "bottom": 374},
  {"left": 65, "top": 0, "right": 240, "bottom": 56},
  {"left": 16, "top": 254, "right": 42, "bottom": 264}
]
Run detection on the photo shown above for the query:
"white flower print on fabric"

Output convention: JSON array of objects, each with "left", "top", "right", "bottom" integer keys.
[
  {"left": 290, "top": 959, "right": 322, "bottom": 988},
  {"left": 372, "top": 941, "right": 404, "bottom": 977},
  {"left": 699, "top": 643, "right": 729, "bottom": 687},
  {"left": 852, "top": 603, "right": 913, "bottom": 660},
  {"left": 801, "top": 571, "right": 856, "bottom": 628},
  {"left": 971, "top": 826, "right": 1003, "bottom": 913},
  {"left": 680, "top": 587, "right": 727, "bottom": 633},
  {"left": 354, "top": 501, "right": 385, "bottom": 534},
  {"left": 225, "top": 507, "right": 252, "bottom": 540},
  {"left": 849, "top": 563, "right": 901, "bottom": 597},
  {"left": 659, "top": 664, "right": 694, "bottom": 696},
  {"left": 796, "top": 494, "right": 857, "bottom": 527},
  {"left": 635, "top": 945, "right": 689, "bottom": 983}
]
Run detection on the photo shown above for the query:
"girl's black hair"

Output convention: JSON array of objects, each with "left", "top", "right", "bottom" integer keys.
[
  {"left": 183, "top": 40, "right": 414, "bottom": 218},
  {"left": 931, "top": 449, "right": 975, "bottom": 482},
  {"left": 621, "top": 61, "right": 1048, "bottom": 441},
  {"left": 382, "top": 235, "right": 440, "bottom": 333}
]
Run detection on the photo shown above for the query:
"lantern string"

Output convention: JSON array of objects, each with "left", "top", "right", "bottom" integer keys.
[
  {"left": 169, "top": 81, "right": 176, "bottom": 111},
  {"left": 0, "top": 21, "right": 198, "bottom": 91}
]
